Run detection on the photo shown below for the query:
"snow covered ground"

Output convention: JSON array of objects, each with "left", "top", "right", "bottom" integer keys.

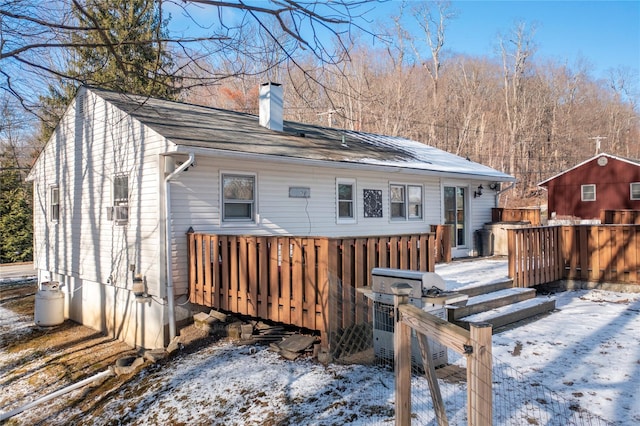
[{"left": 2, "top": 259, "right": 639, "bottom": 425}]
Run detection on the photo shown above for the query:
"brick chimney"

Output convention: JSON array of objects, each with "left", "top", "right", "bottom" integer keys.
[{"left": 259, "top": 82, "right": 283, "bottom": 131}]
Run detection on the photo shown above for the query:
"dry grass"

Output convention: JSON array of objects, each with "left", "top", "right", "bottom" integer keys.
[{"left": 0, "top": 280, "right": 215, "bottom": 425}]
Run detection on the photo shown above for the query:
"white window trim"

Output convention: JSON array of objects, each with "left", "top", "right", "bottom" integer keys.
[
  {"left": 336, "top": 178, "right": 356, "bottom": 224},
  {"left": 581, "top": 184, "right": 596, "bottom": 202},
  {"left": 390, "top": 183, "right": 424, "bottom": 221},
  {"left": 112, "top": 173, "right": 129, "bottom": 225},
  {"left": 50, "top": 185, "right": 60, "bottom": 223},
  {"left": 631, "top": 182, "right": 640, "bottom": 200},
  {"left": 220, "top": 171, "right": 258, "bottom": 226},
  {"left": 407, "top": 184, "right": 423, "bottom": 221}
]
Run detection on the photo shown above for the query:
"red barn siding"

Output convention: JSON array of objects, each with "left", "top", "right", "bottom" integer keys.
[{"left": 541, "top": 155, "right": 640, "bottom": 219}]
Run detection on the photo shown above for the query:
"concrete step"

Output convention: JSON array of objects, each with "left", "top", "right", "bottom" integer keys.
[
  {"left": 456, "top": 279, "right": 514, "bottom": 298},
  {"left": 448, "top": 288, "right": 536, "bottom": 321},
  {"left": 453, "top": 297, "right": 556, "bottom": 331}
]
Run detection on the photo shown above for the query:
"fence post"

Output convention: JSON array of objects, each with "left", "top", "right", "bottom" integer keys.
[
  {"left": 392, "top": 282, "right": 413, "bottom": 426},
  {"left": 467, "top": 322, "right": 492, "bottom": 426}
]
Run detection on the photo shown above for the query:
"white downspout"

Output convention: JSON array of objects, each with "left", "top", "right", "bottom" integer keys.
[{"left": 164, "top": 152, "right": 195, "bottom": 343}]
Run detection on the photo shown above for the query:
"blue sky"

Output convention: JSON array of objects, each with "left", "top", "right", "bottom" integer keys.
[
  {"left": 376, "top": 1, "right": 640, "bottom": 80},
  {"left": 165, "top": 1, "right": 639, "bottom": 81}
]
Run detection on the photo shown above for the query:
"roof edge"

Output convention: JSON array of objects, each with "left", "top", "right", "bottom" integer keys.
[{"left": 538, "top": 152, "right": 640, "bottom": 186}]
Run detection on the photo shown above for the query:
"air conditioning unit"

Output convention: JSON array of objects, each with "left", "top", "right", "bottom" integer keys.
[{"left": 114, "top": 205, "right": 128, "bottom": 223}]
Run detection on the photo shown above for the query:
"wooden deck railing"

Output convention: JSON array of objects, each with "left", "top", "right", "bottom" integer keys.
[
  {"left": 492, "top": 208, "right": 541, "bottom": 225},
  {"left": 187, "top": 232, "right": 436, "bottom": 344},
  {"left": 431, "top": 224, "right": 453, "bottom": 263},
  {"left": 508, "top": 225, "right": 640, "bottom": 287},
  {"left": 507, "top": 227, "right": 563, "bottom": 287}
]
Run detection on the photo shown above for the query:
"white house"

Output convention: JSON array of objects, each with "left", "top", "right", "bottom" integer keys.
[{"left": 28, "top": 84, "right": 514, "bottom": 349}]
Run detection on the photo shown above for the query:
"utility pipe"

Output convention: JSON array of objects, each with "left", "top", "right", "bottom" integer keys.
[
  {"left": 495, "top": 182, "right": 516, "bottom": 207},
  {"left": 164, "top": 152, "right": 195, "bottom": 342},
  {"left": 0, "top": 368, "right": 114, "bottom": 421}
]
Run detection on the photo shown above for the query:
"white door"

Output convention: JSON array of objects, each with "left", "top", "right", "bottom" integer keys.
[{"left": 444, "top": 186, "right": 469, "bottom": 257}]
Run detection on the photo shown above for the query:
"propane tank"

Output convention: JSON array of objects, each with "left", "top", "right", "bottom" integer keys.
[{"left": 34, "top": 281, "right": 64, "bottom": 326}]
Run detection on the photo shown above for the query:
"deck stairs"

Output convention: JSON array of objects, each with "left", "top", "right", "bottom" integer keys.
[{"left": 447, "top": 279, "right": 556, "bottom": 332}]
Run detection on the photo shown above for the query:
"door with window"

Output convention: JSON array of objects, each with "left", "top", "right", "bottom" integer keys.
[{"left": 444, "top": 186, "right": 467, "bottom": 255}]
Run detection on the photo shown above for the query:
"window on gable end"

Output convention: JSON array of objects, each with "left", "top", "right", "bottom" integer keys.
[
  {"left": 631, "top": 183, "right": 640, "bottom": 200},
  {"left": 113, "top": 174, "right": 129, "bottom": 224},
  {"left": 50, "top": 186, "right": 59, "bottom": 222},
  {"left": 581, "top": 184, "right": 596, "bottom": 202}
]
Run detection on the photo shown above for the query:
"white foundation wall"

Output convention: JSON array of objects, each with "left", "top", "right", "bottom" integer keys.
[{"left": 38, "top": 270, "right": 167, "bottom": 348}]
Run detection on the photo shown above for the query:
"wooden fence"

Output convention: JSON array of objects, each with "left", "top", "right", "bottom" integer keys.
[
  {"left": 187, "top": 232, "right": 437, "bottom": 346},
  {"left": 393, "top": 284, "right": 493, "bottom": 426},
  {"left": 492, "top": 208, "right": 541, "bottom": 226},
  {"left": 508, "top": 225, "right": 640, "bottom": 287},
  {"left": 600, "top": 209, "right": 640, "bottom": 224}
]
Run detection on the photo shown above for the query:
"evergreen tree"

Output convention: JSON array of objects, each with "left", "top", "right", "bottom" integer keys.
[
  {"left": 0, "top": 154, "right": 33, "bottom": 263},
  {"left": 0, "top": 97, "right": 33, "bottom": 263},
  {"left": 40, "top": 0, "right": 178, "bottom": 138}
]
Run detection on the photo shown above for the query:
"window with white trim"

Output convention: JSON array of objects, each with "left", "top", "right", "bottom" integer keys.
[
  {"left": 337, "top": 179, "right": 355, "bottom": 222},
  {"left": 581, "top": 184, "right": 596, "bottom": 202},
  {"left": 113, "top": 174, "right": 129, "bottom": 224},
  {"left": 50, "top": 186, "right": 59, "bottom": 222},
  {"left": 631, "top": 183, "right": 640, "bottom": 200},
  {"left": 222, "top": 174, "right": 255, "bottom": 222},
  {"left": 390, "top": 184, "right": 405, "bottom": 219},
  {"left": 408, "top": 185, "right": 423, "bottom": 219},
  {"left": 391, "top": 183, "right": 423, "bottom": 220}
]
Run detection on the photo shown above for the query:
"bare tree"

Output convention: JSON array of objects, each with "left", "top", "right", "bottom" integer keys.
[
  {"left": 499, "top": 21, "right": 536, "bottom": 196},
  {"left": 0, "top": 0, "right": 382, "bottom": 112}
]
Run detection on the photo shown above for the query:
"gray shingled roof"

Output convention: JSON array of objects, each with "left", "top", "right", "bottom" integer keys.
[{"left": 90, "top": 87, "right": 514, "bottom": 181}]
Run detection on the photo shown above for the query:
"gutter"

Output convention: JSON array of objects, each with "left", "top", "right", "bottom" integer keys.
[{"left": 164, "top": 152, "right": 195, "bottom": 343}]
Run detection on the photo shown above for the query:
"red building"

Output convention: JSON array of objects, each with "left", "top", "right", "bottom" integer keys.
[{"left": 539, "top": 153, "right": 640, "bottom": 220}]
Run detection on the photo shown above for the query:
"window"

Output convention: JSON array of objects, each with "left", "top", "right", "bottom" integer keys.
[
  {"left": 222, "top": 174, "right": 255, "bottom": 222},
  {"left": 390, "top": 184, "right": 405, "bottom": 219},
  {"left": 408, "top": 185, "right": 423, "bottom": 219},
  {"left": 581, "top": 184, "right": 596, "bottom": 202},
  {"left": 631, "top": 183, "right": 640, "bottom": 200},
  {"left": 50, "top": 186, "right": 59, "bottom": 222},
  {"left": 113, "top": 174, "right": 129, "bottom": 224},
  {"left": 391, "top": 184, "right": 423, "bottom": 220},
  {"left": 337, "top": 179, "right": 355, "bottom": 222}
]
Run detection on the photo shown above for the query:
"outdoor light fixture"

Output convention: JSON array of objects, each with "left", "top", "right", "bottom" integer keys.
[{"left": 474, "top": 185, "right": 483, "bottom": 198}]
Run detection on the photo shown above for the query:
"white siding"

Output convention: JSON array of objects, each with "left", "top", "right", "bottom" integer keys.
[
  {"left": 30, "top": 88, "right": 168, "bottom": 348},
  {"left": 169, "top": 156, "right": 449, "bottom": 294}
]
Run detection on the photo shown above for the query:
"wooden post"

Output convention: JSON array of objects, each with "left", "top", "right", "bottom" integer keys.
[
  {"left": 467, "top": 322, "right": 492, "bottom": 426},
  {"left": 392, "top": 282, "right": 413, "bottom": 426},
  {"left": 417, "top": 333, "right": 449, "bottom": 426}
]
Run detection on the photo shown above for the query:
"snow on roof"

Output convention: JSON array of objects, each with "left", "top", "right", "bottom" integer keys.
[
  {"left": 90, "top": 87, "right": 514, "bottom": 181},
  {"left": 345, "top": 131, "right": 513, "bottom": 179}
]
